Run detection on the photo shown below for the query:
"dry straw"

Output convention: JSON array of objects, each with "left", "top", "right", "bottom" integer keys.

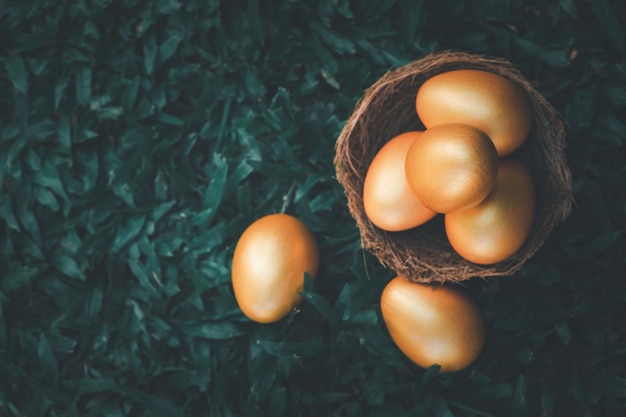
[{"left": 334, "top": 50, "right": 573, "bottom": 284}]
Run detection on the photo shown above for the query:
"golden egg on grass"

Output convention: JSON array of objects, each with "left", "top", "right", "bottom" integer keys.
[
  {"left": 416, "top": 69, "right": 532, "bottom": 157},
  {"left": 380, "top": 276, "right": 485, "bottom": 373},
  {"left": 363, "top": 130, "right": 437, "bottom": 232},
  {"left": 405, "top": 123, "right": 499, "bottom": 214},
  {"left": 445, "top": 157, "right": 536, "bottom": 265},
  {"left": 231, "top": 213, "right": 319, "bottom": 323}
]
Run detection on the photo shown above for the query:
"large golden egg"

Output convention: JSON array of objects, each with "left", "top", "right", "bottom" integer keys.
[
  {"left": 405, "top": 123, "right": 499, "bottom": 214},
  {"left": 416, "top": 69, "right": 532, "bottom": 157},
  {"left": 363, "top": 131, "right": 437, "bottom": 231},
  {"left": 380, "top": 276, "right": 485, "bottom": 373},
  {"left": 445, "top": 157, "right": 535, "bottom": 265},
  {"left": 231, "top": 213, "right": 319, "bottom": 323}
]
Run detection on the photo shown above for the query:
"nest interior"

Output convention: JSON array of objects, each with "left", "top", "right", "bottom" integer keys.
[{"left": 334, "top": 50, "right": 573, "bottom": 284}]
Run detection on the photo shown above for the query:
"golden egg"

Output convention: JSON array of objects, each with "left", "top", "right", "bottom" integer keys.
[
  {"left": 404, "top": 123, "right": 499, "bottom": 214},
  {"left": 380, "top": 276, "right": 485, "bottom": 373},
  {"left": 416, "top": 69, "right": 532, "bottom": 157},
  {"left": 363, "top": 131, "right": 437, "bottom": 231},
  {"left": 445, "top": 157, "right": 535, "bottom": 265},
  {"left": 231, "top": 213, "right": 319, "bottom": 323}
]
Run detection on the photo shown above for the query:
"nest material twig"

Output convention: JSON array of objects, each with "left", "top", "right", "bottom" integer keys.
[{"left": 334, "top": 50, "right": 573, "bottom": 284}]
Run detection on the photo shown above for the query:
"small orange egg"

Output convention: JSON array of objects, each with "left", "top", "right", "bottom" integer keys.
[
  {"left": 445, "top": 157, "right": 535, "bottom": 265},
  {"left": 231, "top": 213, "right": 319, "bottom": 323},
  {"left": 405, "top": 123, "right": 499, "bottom": 214},
  {"left": 363, "top": 131, "right": 437, "bottom": 231},
  {"left": 416, "top": 69, "right": 532, "bottom": 157},
  {"left": 380, "top": 276, "right": 485, "bottom": 373}
]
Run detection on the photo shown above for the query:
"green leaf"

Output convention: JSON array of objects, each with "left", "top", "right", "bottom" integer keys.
[
  {"left": 83, "top": 279, "right": 104, "bottom": 321},
  {"left": 309, "top": 20, "right": 355, "bottom": 54},
  {"left": 125, "top": 387, "right": 182, "bottom": 417},
  {"left": 321, "top": 67, "right": 340, "bottom": 89},
  {"left": 537, "top": 265, "right": 562, "bottom": 287},
  {"left": 34, "top": 187, "right": 60, "bottom": 211},
  {"left": 14, "top": 233, "right": 45, "bottom": 260},
  {"left": 151, "top": 200, "right": 176, "bottom": 222},
  {"left": 0, "top": 197, "right": 20, "bottom": 231},
  {"left": 511, "top": 374, "right": 528, "bottom": 417},
  {"left": 257, "top": 340, "right": 328, "bottom": 358},
  {"left": 592, "top": 0, "right": 625, "bottom": 54},
  {"left": 360, "top": 379, "right": 385, "bottom": 406},
  {"left": 75, "top": 67, "right": 92, "bottom": 105},
  {"left": 592, "top": 372, "right": 626, "bottom": 399},
  {"left": 515, "top": 37, "right": 571, "bottom": 68},
  {"left": 569, "top": 370, "right": 592, "bottom": 416},
  {"left": 155, "top": 0, "right": 182, "bottom": 14},
  {"left": 76, "top": 146, "right": 99, "bottom": 193},
  {"left": 470, "top": 382, "right": 514, "bottom": 399},
  {"left": 1, "top": 264, "right": 39, "bottom": 292},
  {"left": 47, "top": 330, "right": 78, "bottom": 355},
  {"left": 6, "top": 137, "right": 26, "bottom": 168},
  {"left": 213, "top": 99, "right": 232, "bottom": 152},
  {"left": 554, "top": 321, "right": 572, "bottom": 344},
  {"left": 112, "top": 183, "right": 136, "bottom": 207},
  {"left": 58, "top": 115, "right": 71, "bottom": 153},
  {"left": 584, "top": 230, "right": 622, "bottom": 255},
  {"left": 401, "top": 0, "right": 425, "bottom": 46},
  {"left": 250, "top": 352, "right": 278, "bottom": 399},
  {"left": 269, "top": 386, "right": 287, "bottom": 417},
  {"left": 54, "top": 76, "right": 70, "bottom": 110},
  {"left": 359, "top": 329, "right": 409, "bottom": 369},
  {"left": 5, "top": 54, "right": 28, "bottom": 94},
  {"left": 157, "top": 113, "right": 186, "bottom": 126},
  {"left": 18, "top": 202, "right": 42, "bottom": 243},
  {"left": 344, "top": 308, "right": 378, "bottom": 326},
  {"left": 181, "top": 322, "right": 243, "bottom": 340},
  {"left": 112, "top": 215, "right": 146, "bottom": 253},
  {"left": 448, "top": 401, "right": 498, "bottom": 417},
  {"left": 24, "top": 148, "right": 42, "bottom": 171},
  {"left": 26, "top": 119, "right": 56, "bottom": 141},
  {"left": 157, "top": 35, "right": 182, "bottom": 65},
  {"left": 247, "top": 0, "right": 264, "bottom": 47},
  {"left": 564, "top": 82, "right": 597, "bottom": 129},
  {"left": 143, "top": 31, "right": 158, "bottom": 75},
  {"left": 540, "top": 382, "right": 555, "bottom": 417},
  {"left": 51, "top": 250, "right": 85, "bottom": 281},
  {"left": 193, "top": 154, "right": 228, "bottom": 226},
  {"left": 38, "top": 332, "right": 59, "bottom": 383},
  {"left": 121, "top": 76, "right": 141, "bottom": 111},
  {"left": 433, "top": 394, "right": 454, "bottom": 417},
  {"left": 153, "top": 169, "right": 170, "bottom": 201},
  {"left": 0, "top": 299, "right": 7, "bottom": 350},
  {"left": 97, "top": 106, "right": 124, "bottom": 121},
  {"left": 66, "top": 378, "right": 119, "bottom": 395},
  {"left": 300, "top": 290, "right": 340, "bottom": 330},
  {"left": 32, "top": 160, "right": 70, "bottom": 203},
  {"left": 558, "top": 0, "right": 577, "bottom": 17},
  {"left": 340, "top": 278, "right": 385, "bottom": 322}
]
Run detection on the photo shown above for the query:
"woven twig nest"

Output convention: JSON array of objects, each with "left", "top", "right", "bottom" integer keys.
[{"left": 334, "top": 50, "right": 573, "bottom": 284}]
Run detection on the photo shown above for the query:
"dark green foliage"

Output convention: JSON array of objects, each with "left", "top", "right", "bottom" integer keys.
[{"left": 1, "top": 0, "right": 625, "bottom": 415}]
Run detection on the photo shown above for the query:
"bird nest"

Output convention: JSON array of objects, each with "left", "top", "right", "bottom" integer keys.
[{"left": 334, "top": 50, "right": 573, "bottom": 284}]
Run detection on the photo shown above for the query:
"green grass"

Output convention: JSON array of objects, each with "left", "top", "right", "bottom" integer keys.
[{"left": 1, "top": 0, "right": 625, "bottom": 416}]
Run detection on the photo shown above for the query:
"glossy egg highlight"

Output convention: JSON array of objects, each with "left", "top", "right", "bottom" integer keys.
[
  {"left": 445, "top": 157, "right": 535, "bottom": 265},
  {"left": 380, "top": 276, "right": 485, "bottom": 373},
  {"left": 405, "top": 123, "right": 499, "bottom": 214},
  {"left": 231, "top": 213, "right": 319, "bottom": 323},
  {"left": 416, "top": 69, "right": 532, "bottom": 157},
  {"left": 363, "top": 131, "right": 437, "bottom": 231}
]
